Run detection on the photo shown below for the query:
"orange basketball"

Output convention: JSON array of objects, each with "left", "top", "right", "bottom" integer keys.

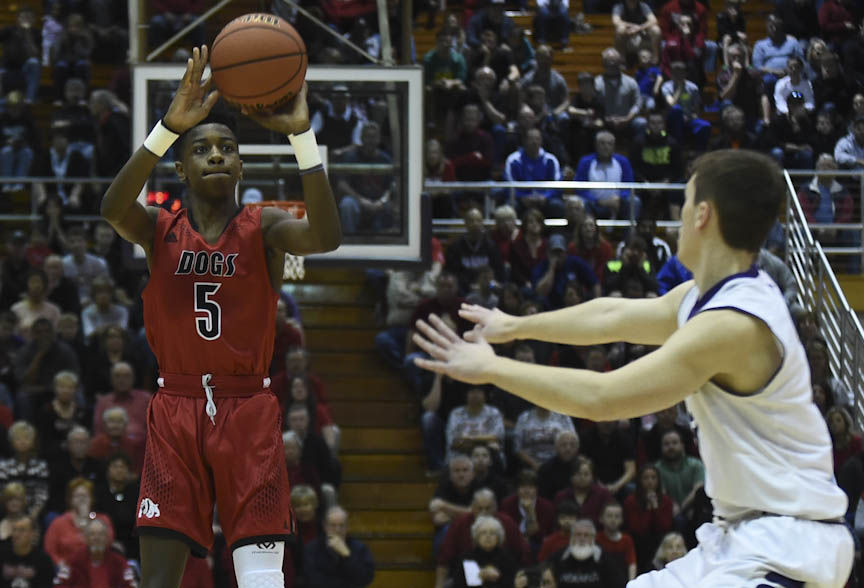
[{"left": 210, "top": 13, "right": 307, "bottom": 109}]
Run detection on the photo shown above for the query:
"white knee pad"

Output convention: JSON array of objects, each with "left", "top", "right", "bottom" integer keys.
[{"left": 233, "top": 541, "right": 284, "bottom": 588}]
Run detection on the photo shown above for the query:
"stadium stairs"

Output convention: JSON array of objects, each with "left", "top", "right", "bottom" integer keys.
[{"left": 285, "top": 267, "right": 437, "bottom": 588}]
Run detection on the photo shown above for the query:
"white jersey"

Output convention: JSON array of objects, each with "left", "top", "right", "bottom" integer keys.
[{"left": 677, "top": 267, "right": 847, "bottom": 521}]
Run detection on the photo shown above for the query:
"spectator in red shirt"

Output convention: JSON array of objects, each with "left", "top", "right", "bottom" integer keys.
[
  {"left": 818, "top": 0, "right": 856, "bottom": 47},
  {"left": 437, "top": 488, "right": 531, "bottom": 588},
  {"left": 283, "top": 430, "right": 322, "bottom": 496},
  {"left": 490, "top": 205, "right": 519, "bottom": 264},
  {"left": 596, "top": 501, "right": 637, "bottom": 581},
  {"left": 553, "top": 456, "right": 613, "bottom": 524},
  {"left": 509, "top": 208, "right": 549, "bottom": 290},
  {"left": 91, "top": 361, "right": 151, "bottom": 444},
  {"left": 623, "top": 464, "right": 675, "bottom": 572},
  {"left": 445, "top": 103, "right": 494, "bottom": 181},
  {"left": 44, "top": 477, "right": 115, "bottom": 566},
  {"left": 537, "top": 500, "right": 581, "bottom": 562},
  {"left": 291, "top": 484, "right": 322, "bottom": 545},
  {"left": 500, "top": 469, "right": 557, "bottom": 557},
  {"left": 659, "top": 0, "right": 717, "bottom": 75},
  {"left": 53, "top": 518, "right": 136, "bottom": 588},
  {"left": 88, "top": 406, "right": 144, "bottom": 475},
  {"left": 270, "top": 298, "right": 304, "bottom": 377},
  {"left": 427, "top": 138, "right": 458, "bottom": 218},
  {"left": 272, "top": 346, "right": 329, "bottom": 406},
  {"left": 567, "top": 215, "right": 614, "bottom": 282}
]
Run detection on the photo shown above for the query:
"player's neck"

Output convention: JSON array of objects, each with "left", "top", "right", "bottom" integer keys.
[
  {"left": 187, "top": 197, "right": 240, "bottom": 234},
  {"left": 690, "top": 243, "right": 756, "bottom": 295}
]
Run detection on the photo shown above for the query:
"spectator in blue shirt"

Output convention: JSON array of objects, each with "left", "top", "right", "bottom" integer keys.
[
  {"left": 532, "top": 233, "right": 601, "bottom": 309},
  {"left": 574, "top": 131, "right": 641, "bottom": 220},
  {"left": 656, "top": 255, "right": 692, "bottom": 294},
  {"left": 661, "top": 61, "right": 712, "bottom": 151},
  {"left": 504, "top": 128, "right": 564, "bottom": 217},
  {"left": 752, "top": 15, "right": 804, "bottom": 92}
]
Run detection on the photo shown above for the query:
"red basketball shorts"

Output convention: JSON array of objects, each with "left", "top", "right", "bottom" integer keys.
[{"left": 136, "top": 373, "right": 294, "bottom": 556}]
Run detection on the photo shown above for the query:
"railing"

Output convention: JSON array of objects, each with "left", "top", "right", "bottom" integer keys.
[{"left": 784, "top": 171, "right": 864, "bottom": 424}]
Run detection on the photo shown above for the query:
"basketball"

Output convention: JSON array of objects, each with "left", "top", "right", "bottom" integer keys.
[{"left": 210, "top": 13, "right": 307, "bottom": 109}]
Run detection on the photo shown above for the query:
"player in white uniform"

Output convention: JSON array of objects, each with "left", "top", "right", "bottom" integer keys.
[{"left": 412, "top": 149, "right": 854, "bottom": 587}]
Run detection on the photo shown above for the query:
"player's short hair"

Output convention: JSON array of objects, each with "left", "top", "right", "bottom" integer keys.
[
  {"left": 690, "top": 150, "right": 784, "bottom": 253},
  {"left": 175, "top": 106, "right": 238, "bottom": 161}
]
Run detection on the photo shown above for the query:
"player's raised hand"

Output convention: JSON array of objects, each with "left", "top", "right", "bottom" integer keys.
[
  {"left": 413, "top": 314, "right": 496, "bottom": 384},
  {"left": 459, "top": 304, "right": 519, "bottom": 344},
  {"left": 163, "top": 45, "right": 220, "bottom": 133},
  {"left": 240, "top": 83, "right": 310, "bottom": 136}
]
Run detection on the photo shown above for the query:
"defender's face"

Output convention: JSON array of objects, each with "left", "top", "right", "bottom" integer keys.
[{"left": 178, "top": 124, "right": 242, "bottom": 193}]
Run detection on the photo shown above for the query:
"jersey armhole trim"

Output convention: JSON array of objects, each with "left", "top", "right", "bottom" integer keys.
[{"left": 695, "top": 306, "right": 786, "bottom": 398}]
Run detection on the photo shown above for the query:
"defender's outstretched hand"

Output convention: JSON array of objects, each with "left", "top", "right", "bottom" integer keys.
[
  {"left": 459, "top": 304, "right": 519, "bottom": 344},
  {"left": 240, "top": 83, "right": 310, "bottom": 136},
  {"left": 413, "top": 314, "right": 496, "bottom": 384},
  {"left": 163, "top": 45, "right": 220, "bottom": 134}
]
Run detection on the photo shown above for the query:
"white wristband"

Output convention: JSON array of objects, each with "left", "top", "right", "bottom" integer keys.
[
  {"left": 143, "top": 120, "right": 180, "bottom": 158},
  {"left": 288, "top": 128, "right": 323, "bottom": 171}
]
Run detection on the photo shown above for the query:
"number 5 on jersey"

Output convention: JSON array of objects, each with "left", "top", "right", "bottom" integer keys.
[{"left": 195, "top": 282, "right": 222, "bottom": 340}]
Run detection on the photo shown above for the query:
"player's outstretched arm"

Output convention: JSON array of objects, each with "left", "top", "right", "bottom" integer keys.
[
  {"left": 244, "top": 85, "right": 341, "bottom": 255},
  {"left": 101, "top": 45, "right": 219, "bottom": 251},
  {"left": 414, "top": 308, "right": 773, "bottom": 420},
  {"left": 460, "top": 280, "right": 694, "bottom": 347}
]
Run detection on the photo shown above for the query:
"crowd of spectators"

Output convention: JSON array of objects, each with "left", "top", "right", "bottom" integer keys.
[{"left": 0, "top": 0, "right": 863, "bottom": 586}]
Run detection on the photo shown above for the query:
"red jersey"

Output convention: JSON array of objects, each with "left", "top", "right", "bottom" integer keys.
[{"left": 143, "top": 207, "right": 278, "bottom": 377}]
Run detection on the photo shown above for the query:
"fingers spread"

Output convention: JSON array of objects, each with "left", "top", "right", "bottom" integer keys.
[
  {"left": 412, "top": 332, "right": 447, "bottom": 360},
  {"left": 415, "top": 317, "right": 455, "bottom": 349},
  {"left": 414, "top": 356, "right": 449, "bottom": 375},
  {"left": 428, "top": 314, "right": 461, "bottom": 343}
]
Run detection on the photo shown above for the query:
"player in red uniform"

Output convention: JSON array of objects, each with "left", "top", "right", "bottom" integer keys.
[{"left": 100, "top": 46, "right": 341, "bottom": 588}]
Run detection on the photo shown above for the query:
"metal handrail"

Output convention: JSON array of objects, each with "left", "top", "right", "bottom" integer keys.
[{"left": 784, "top": 170, "right": 864, "bottom": 423}]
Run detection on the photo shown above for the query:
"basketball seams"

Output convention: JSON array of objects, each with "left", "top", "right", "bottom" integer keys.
[
  {"left": 210, "top": 52, "right": 306, "bottom": 73},
  {"left": 210, "top": 24, "right": 304, "bottom": 58},
  {"left": 217, "top": 53, "right": 307, "bottom": 101},
  {"left": 210, "top": 14, "right": 306, "bottom": 106}
]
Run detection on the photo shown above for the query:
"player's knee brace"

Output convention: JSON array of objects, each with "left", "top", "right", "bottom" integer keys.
[{"left": 232, "top": 541, "right": 284, "bottom": 588}]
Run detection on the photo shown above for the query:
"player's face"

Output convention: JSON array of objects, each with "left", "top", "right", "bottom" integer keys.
[{"left": 178, "top": 124, "right": 242, "bottom": 198}]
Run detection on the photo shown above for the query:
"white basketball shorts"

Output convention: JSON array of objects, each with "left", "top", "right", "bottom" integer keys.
[{"left": 628, "top": 515, "right": 854, "bottom": 588}]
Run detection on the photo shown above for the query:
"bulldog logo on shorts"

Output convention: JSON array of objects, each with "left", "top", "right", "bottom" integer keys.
[{"left": 138, "top": 498, "right": 161, "bottom": 519}]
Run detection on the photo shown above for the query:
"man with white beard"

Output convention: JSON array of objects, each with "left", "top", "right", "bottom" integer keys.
[{"left": 550, "top": 518, "right": 626, "bottom": 588}]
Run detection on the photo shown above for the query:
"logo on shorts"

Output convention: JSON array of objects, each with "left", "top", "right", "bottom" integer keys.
[{"left": 138, "top": 498, "right": 161, "bottom": 519}]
